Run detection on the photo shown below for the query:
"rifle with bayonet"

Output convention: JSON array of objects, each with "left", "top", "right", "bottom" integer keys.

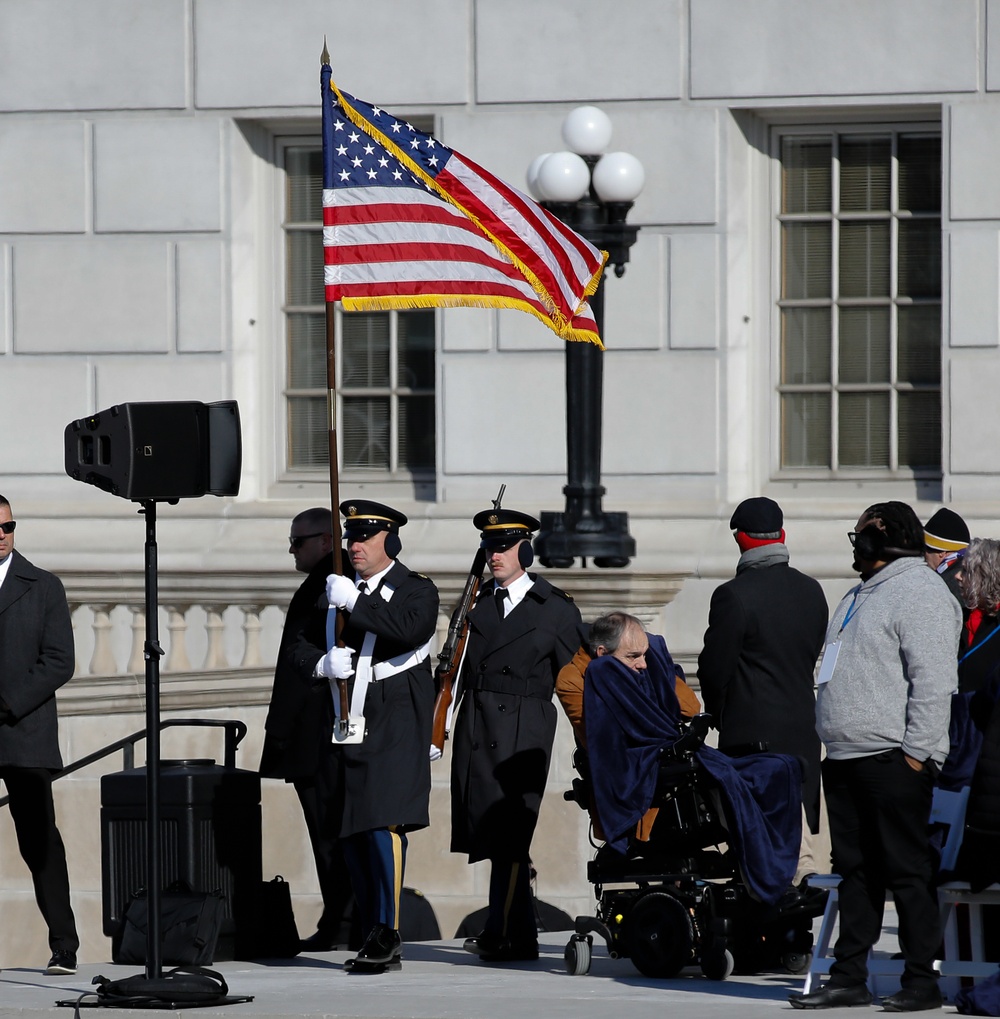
[{"left": 429, "top": 485, "right": 504, "bottom": 758}]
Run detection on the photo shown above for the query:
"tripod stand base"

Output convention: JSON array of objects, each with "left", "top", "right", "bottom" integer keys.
[{"left": 57, "top": 968, "right": 253, "bottom": 1010}]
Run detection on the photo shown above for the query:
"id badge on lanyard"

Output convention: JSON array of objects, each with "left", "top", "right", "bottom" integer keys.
[
  {"left": 817, "top": 641, "right": 840, "bottom": 685},
  {"left": 818, "top": 592, "right": 861, "bottom": 685}
]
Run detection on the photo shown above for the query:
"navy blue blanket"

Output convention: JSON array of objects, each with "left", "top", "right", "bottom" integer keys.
[{"left": 583, "top": 636, "right": 802, "bottom": 905}]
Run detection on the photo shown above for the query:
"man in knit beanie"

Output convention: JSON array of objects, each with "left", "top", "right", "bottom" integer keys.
[{"left": 924, "top": 507, "right": 970, "bottom": 607}]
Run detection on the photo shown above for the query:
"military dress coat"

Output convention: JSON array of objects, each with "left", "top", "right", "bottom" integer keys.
[
  {"left": 260, "top": 552, "right": 334, "bottom": 780},
  {"left": 300, "top": 560, "right": 440, "bottom": 839},
  {"left": 450, "top": 575, "right": 582, "bottom": 863},
  {"left": 0, "top": 551, "right": 75, "bottom": 770}
]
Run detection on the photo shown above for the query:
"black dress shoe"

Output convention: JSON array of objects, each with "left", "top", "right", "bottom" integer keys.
[
  {"left": 463, "top": 931, "right": 538, "bottom": 963},
  {"left": 346, "top": 924, "right": 402, "bottom": 973},
  {"left": 880, "top": 988, "right": 942, "bottom": 1012},
  {"left": 299, "top": 931, "right": 339, "bottom": 952},
  {"left": 789, "top": 983, "right": 873, "bottom": 1009},
  {"left": 45, "top": 951, "right": 77, "bottom": 975}
]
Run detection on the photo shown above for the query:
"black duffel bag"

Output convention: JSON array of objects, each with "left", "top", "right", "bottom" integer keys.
[{"left": 113, "top": 880, "right": 226, "bottom": 966}]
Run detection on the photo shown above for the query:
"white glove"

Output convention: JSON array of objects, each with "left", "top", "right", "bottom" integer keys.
[
  {"left": 326, "top": 574, "right": 361, "bottom": 611},
  {"left": 429, "top": 744, "right": 443, "bottom": 762},
  {"left": 316, "top": 646, "right": 356, "bottom": 680}
]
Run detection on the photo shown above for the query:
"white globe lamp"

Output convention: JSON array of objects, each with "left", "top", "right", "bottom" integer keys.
[
  {"left": 561, "top": 106, "right": 613, "bottom": 156},
  {"left": 525, "top": 153, "right": 552, "bottom": 201},
  {"left": 592, "top": 151, "right": 646, "bottom": 203},
  {"left": 536, "top": 151, "right": 591, "bottom": 202}
]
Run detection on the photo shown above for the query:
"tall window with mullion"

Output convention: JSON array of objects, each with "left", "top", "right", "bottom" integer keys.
[
  {"left": 283, "top": 143, "right": 436, "bottom": 477},
  {"left": 777, "top": 128, "right": 941, "bottom": 473}
]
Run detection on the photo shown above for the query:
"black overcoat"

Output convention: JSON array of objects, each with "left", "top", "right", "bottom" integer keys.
[
  {"left": 259, "top": 552, "right": 333, "bottom": 780},
  {"left": 313, "top": 560, "right": 439, "bottom": 838},
  {"left": 697, "top": 557, "right": 828, "bottom": 832},
  {"left": 450, "top": 575, "right": 582, "bottom": 863},
  {"left": 0, "top": 551, "right": 75, "bottom": 770}
]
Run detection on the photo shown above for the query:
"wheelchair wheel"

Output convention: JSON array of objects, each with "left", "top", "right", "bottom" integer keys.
[
  {"left": 564, "top": 935, "right": 592, "bottom": 976},
  {"left": 781, "top": 950, "right": 812, "bottom": 975},
  {"left": 623, "top": 891, "right": 694, "bottom": 979},
  {"left": 701, "top": 946, "right": 735, "bottom": 981}
]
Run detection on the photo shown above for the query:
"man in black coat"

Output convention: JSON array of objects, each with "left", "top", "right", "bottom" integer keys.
[
  {"left": 451, "top": 507, "right": 582, "bottom": 964},
  {"left": 316, "top": 500, "right": 439, "bottom": 973},
  {"left": 260, "top": 507, "right": 352, "bottom": 952},
  {"left": 0, "top": 494, "right": 79, "bottom": 975},
  {"left": 697, "top": 497, "right": 828, "bottom": 884}
]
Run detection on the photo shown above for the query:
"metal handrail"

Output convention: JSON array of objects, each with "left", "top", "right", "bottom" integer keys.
[{"left": 0, "top": 717, "right": 248, "bottom": 809}]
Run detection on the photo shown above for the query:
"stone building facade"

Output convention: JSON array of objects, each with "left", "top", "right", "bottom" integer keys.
[{"left": 1, "top": 0, "right": 998, "bottom": 965}]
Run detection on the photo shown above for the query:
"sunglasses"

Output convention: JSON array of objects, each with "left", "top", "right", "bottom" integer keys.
[
  {"left": 0, "top": 521, "right": 15, "bottom": 535},
  {"left": 289, "top": 531, "right": 324, "bottom": 550}
]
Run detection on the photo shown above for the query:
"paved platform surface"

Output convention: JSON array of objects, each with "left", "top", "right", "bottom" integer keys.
[{"left": 0, "top": 925, "right": 937, "bottom": 1019}]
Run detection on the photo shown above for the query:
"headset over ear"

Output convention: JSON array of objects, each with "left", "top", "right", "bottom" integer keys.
[
  {"left": 384, "top": 531, "right": 402, "bottom": 559},
  {"left": 517, "top": 539, "right": 534, "bottom": 569},
  {"left": 854, "top": 524, "right": 888, "bottom": 562}
]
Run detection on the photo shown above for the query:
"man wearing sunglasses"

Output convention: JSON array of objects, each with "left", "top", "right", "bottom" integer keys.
[
  {"left": 0, "top": 495, "right": 79, "bottom": 975},
  {"left": 260, "top": 508, "right": 354, "bottom": 953}
]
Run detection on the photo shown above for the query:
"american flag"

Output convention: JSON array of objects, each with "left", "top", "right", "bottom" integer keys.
[{"left": 321, "top": 62, "right": 606, "bottom": 346}]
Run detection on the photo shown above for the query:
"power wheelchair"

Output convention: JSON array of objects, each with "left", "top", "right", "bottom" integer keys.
[{"left": 563, "top": 714, "right": 824, "bottom": 981}]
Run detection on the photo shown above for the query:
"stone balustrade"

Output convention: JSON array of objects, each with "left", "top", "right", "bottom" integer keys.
[{"left": 60, "top": 569, "right": 690, "bottom": 696}]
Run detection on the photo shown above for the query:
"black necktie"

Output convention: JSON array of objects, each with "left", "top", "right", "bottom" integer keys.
[
  {"left": 495, "top": 587, "right": 508, "bottom": 620},
  {"left": 357, "top": 581, "right": 368, "bottom": 594}
]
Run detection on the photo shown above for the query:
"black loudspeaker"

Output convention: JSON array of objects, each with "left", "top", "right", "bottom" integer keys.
[{"left": 65, "top": 401, "right": 241, "bottom": 501}]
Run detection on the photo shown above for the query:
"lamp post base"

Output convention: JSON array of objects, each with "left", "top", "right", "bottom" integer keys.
[{"left": 533, "top": 510, "right": 636, "bottom": 569}]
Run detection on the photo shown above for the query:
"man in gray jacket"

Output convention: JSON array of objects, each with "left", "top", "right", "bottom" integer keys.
[{"left": 791, "top": 502, "right": 961, "bottom": 1013}]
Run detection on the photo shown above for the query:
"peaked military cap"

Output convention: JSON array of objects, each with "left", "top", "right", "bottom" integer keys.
[
  {"left": 473, "top": 507, "right": 540, "bottom": 549},
  {"left": 924, "top": 507, "right": 970, "bottom": 553},
  {"left": 340, "top": 499, "right": 407, "bottom": 540}
]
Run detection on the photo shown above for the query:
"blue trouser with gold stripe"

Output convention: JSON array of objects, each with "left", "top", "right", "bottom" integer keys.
[
  {"left": 341, "top": 827, "right": 407, "bottom": 935},
  {"left": 485, "top": 856, "right": 536, "bottom": 944}
]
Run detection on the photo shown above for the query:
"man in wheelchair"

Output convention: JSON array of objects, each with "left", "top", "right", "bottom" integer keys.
[{"left": 556, "top": 612, "right": 822, "bottom": 979}]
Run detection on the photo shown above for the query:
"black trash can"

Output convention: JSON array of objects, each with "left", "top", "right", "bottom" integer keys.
[{"left": 101, "top": 757, "right": 263, "bottom": 956}]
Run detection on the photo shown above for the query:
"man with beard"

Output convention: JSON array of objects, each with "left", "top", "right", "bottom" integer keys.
[{"left": 791, "top": 502, "right": 960, "bottom": 1012}]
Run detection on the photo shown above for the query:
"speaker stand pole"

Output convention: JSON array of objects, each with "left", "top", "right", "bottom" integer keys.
[
  {"left": 140, "top": 499, "right": 164, "bottom": 979},
  {"left": 65, "top": 500, "right": 248, "bottom": 1008}
]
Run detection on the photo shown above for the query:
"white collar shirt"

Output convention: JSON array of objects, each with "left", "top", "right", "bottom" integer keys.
[
  {"left": 496, "top": 570, "right": 534, "bottom": 617},
  {"left": 0, "top": 550, "right": 13, "bottom": 591},
  {"left": 356, "top": 561, "right": 393, "bottom": 593}
]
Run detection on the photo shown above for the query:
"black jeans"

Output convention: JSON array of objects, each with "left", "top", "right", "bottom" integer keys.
[
  {"left": 823, "top": 751, "right": 939, "bottom": 991},
  {"left": 0, "top": 766, "right": 79, "bottom": 954}
]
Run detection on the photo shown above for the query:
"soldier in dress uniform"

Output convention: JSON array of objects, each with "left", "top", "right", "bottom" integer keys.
[
  {"left": 310, "top": 500, "right": 439, "bottom": 973},
  {"left": 450, "top": 507, "right": 583, "bottom": 963}
]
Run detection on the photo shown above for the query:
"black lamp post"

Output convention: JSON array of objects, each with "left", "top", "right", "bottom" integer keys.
[{"left": 527, "top": 107, "right": 644, "bottom": 568}]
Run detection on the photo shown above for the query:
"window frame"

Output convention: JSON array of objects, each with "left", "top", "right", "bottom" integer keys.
[{"left": 769, "top": 119, "right": 943, "bottom": 482}]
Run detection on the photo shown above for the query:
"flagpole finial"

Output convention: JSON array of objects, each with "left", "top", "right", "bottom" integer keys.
[{"left": 321, "top": 37, "right": 330, "bottom": 65}]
